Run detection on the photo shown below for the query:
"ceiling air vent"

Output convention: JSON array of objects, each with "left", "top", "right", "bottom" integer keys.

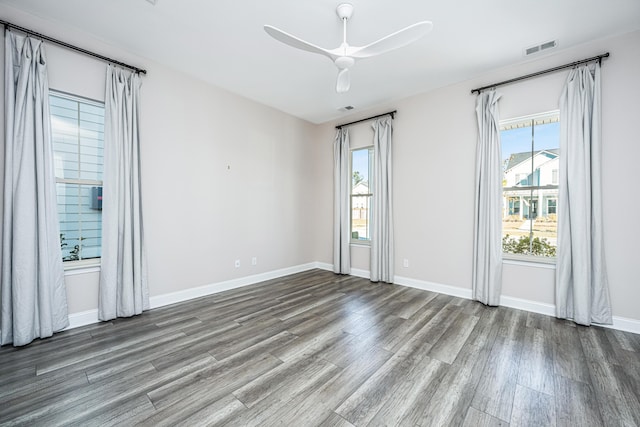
[
  {"left": 524, "top": 40, "right": 557, "bottom": 57},
  {"left": 339, "top": 106, "right": 355, "bottom": 112}
]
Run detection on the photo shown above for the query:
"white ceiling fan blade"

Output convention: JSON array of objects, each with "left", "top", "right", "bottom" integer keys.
[
  {"left": 264, "top": 25, "right": 337, "bottom": 61},
  {"left": 351, "top": 21, "right": 433, "bottom": 58},
  {"left": 336, "top": 68, "right": 350, "bottom": 93}
]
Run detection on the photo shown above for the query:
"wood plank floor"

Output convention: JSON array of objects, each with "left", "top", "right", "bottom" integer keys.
[{"left": 1, "top": 269, "right": 639, "bottom": 426}]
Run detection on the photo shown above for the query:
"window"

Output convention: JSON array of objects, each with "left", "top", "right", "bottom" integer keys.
[
  {"left": 50, "top": 92, "right": 105, "bottom": 263},
  {"left": 501, "top": 112, "right": 559, "bottom": 259},
  {"left": 351, "top": 147, "right": 373, "bottom": 242},
  {"left": 515, "top": 173, "right": 528, "bottom": 186}
]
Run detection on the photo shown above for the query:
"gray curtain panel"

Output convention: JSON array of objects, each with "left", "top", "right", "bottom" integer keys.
[
  {"left": 472, "top": 91, "right": 503, "bottom": 306},
  {"left": 556, "top": 63, "right": 612, "bottom": 326},
  {"left": 333, "top": 128, "right": 351, "bottom": 274},
  {"left": 99, "top": 66, "right": 149, "bottom": 321},
  {"left": 370, "top": 116, "right": 394, "bottom": 283},
  {"left": 1, "top": 32, "right": 69, "bottom": 346}
]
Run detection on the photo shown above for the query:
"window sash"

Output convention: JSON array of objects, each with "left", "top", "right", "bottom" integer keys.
[
  {"left": 51, "top": 91, "right": 104, "bottom": 263},
  {"left": 503, "top": 184, "right": 558, "bottom": 192},
  {"left": 350, "top": 147, "right": 373, "bottom": 243}
]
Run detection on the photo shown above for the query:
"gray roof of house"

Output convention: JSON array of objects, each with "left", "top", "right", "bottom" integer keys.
[{"left": 505, "top": 148, "right": 558, "bottom": 170}]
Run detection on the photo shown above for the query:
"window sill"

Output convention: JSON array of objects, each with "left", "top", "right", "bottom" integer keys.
[
  {"left": 63, "top": 260, "right": 101, "bottom": 276},
  {"left": 503, "top": 255, "right": 556, "bottom": 269},
  {"left": 350, "top": 242, "right": 371, "bottom": 248}
]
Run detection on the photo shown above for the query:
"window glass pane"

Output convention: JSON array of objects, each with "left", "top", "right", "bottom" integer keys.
[
  {"left": 502, "top": 194, "right": 555, "bottom": 257},
  {"left": 352, "top": 148, "right": 370, "bottom": 193},
  {"left": 501, "top": 115, "right": 558, "bottom": 258},
  {"left": 57, "top": 183, "right": 102, "bottom": 261},
  {"left": 351, "top": 195, "right": 371, "bottom": 241},
  {"left": 51, "top": 94, "right": 104, "bottom": 182}
]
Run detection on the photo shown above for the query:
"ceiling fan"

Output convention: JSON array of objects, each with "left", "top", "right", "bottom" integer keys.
[{"left": 264, "top": 3, "right": 433, "bottom": 94}]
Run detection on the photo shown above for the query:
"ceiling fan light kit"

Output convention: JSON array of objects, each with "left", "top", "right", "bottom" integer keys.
[{"left": 264, "top": 3, "right": 432, "bottom": 94}]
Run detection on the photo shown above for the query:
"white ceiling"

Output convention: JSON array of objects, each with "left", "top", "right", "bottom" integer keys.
[{"left": 1, "top": 0, "right": 639, "bottom": 124}]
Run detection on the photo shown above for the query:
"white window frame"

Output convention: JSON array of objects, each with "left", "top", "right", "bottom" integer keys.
[
  {"left": 50, "top": 90, "right": 105, "bottom": 269},
  {"left": 350, "top": 146, "right": 373, "bottom": 245},
  {"left": 500, "top": 110, "right": 559, "bottom": 264}
]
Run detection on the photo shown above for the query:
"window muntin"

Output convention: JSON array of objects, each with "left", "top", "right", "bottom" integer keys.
[
  {"left": 501, "top": 112, "right": 559, "bottom": 259},
  {"left": 50, "top": 92, "right": 105, "bottom": 263},
  {"left": 351, "top": 147, "right": 373, "bottom": 243}
]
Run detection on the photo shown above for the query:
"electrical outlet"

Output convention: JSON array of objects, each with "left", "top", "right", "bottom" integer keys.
[
  {"left": 251, "top": 257, "right": 257, "bottom": 266},
  {"left": 403, "top": 259, "right": 409, "bottom": 268},
  {"left": 235, "top": 259, "right": 240, "bottom": 268}
]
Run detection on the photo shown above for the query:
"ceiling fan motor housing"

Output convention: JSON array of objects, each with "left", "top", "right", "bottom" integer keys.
[{"left": 336, "top": 3, "right": 354, "bottom": 20}]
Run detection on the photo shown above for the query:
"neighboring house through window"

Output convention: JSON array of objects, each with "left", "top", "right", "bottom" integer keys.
[
  {"left": 501, "top": 112, "right": 559, "bottom": 258},
  {"left": 50, "top": 91, "right": 105, "bottom": 263},
  {"left": 351, "top": 147, "right": 373, "bottom": 242}
]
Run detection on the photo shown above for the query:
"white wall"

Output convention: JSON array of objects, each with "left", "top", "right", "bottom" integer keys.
[
  {"left": 314, "top": 30, "right": 640, "bottom": 323},
  {"left": 0, "top": 5, "right": 318, "bottom": 315}
]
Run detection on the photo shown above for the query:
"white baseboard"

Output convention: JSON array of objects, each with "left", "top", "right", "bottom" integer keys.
[
  {"left": 67, "top": 309, "right": 99, "bottom": 330},
  {"left": 395, "top": 275, "right": 473, "bottom": 300},
  {"left": 350, "top": 268, "right": 370, "bottom": 279},
  {"left": 63, "top": 261, "right": 640, "bottom": 335},
  {"left": 314, "top": 262, "right": 334, "bottom": 272},
  {"left": 606, "top": 316, "right": 640, "bottom": 334},
  {"left": 64, "top": 262, "right": 323, "bottom": 331},
  {"left": 356, "top": 268, "right": 640, "bottom": 335},
  {"left": 499, "top": 294, "right": 640, "bottom": 334},
  {"left": 149, "top": 262, "right": 319, "bottom": 309},
  {"left": 499, "top": 295, "right": 556, "bottom": 316}
]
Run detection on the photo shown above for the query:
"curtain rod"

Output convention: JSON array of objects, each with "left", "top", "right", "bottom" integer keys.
[
  {"left": 470, "top": 52, "right": 609, "bottom": 94},
  {"left": 336, "top": 110, "right": 396, "bottom": 129},
  {"left": 1, "top": 19, "right": 147, "bottom": 75}
]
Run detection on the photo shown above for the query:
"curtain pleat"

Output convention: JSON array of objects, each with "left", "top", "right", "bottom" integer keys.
[
  {"left": 1, "top": 32, "right": 68, "bottom": 346},
  {"left": 472, "top": 91, "right": 503, "bottom": 306},
  {"left": 99, "top": 66, "right": 149, "bottom": 321},
  {"left": 555, "top": 63, "right": 612, "bottom": 326},
  {"left": 333, "top": 128, "right": 351, "bottom": 274},
  {"left": 370, "top": 117, "right": 394, "bottom": 283}
]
